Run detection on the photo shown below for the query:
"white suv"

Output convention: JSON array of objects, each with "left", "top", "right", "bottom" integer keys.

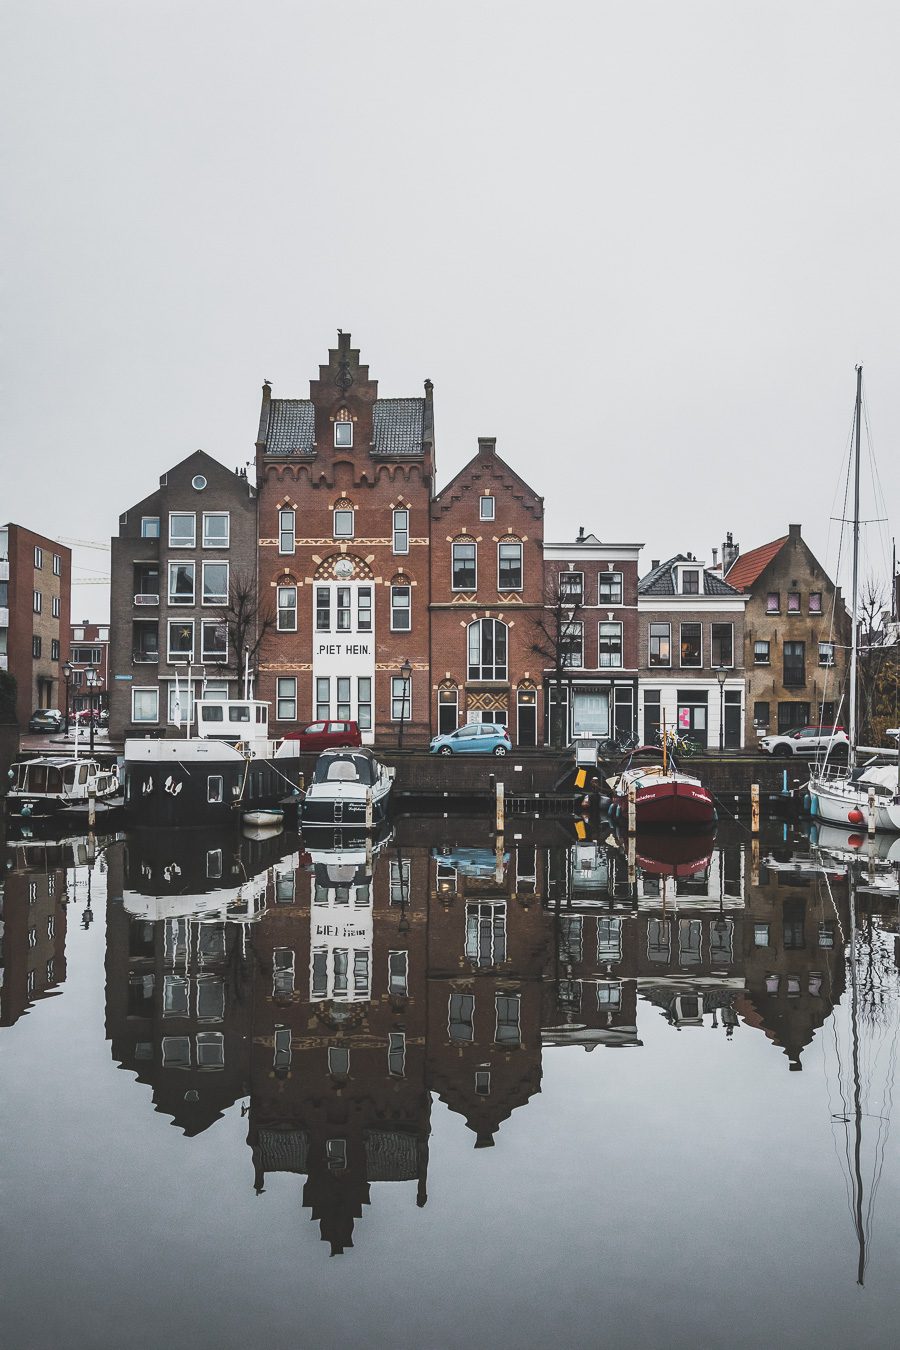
[{"left": 759, "top": 726, "right": 849, "bottom": 758}]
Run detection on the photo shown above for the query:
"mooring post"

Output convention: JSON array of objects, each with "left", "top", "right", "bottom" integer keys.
[
  {"left": 868, "top": 786, "right": 876, "bottom": 837},
  {"left": 751, "top": 783, "right": 760, "bottom": 835},
  {"left": 495, "top": 832, "right": 504, "bottom": 884},
  {"left": 495, "top": 780, "right": 505, "bottom": 834},
  {"left": 627, "top": 782, "right": 636, "bottom": 835},
  {"left": 88, "top": 785, "right": 96, "bottom": 831},
  {"left": 365, "top": 788, "right": 373, "bottom": 832},
  {"left": 627, "top": 832, "right": 636, "bottom": 886},
  {"left": 751, "top": 837, "right": 760, "bottom": 888}
]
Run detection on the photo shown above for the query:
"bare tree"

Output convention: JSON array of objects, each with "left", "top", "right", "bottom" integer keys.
[
  {"left": 857, "top": 575, "right": 891, "bottom": 744},
  {"left": 530, "top": 575, "right": 583, "bottom": 748},
  {"left": 216, "top": 570, "right": 276, "bottom": 685}
]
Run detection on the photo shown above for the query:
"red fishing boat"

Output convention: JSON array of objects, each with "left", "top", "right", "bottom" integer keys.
[{"left": 606, "top": 745, "right": 715, "bottom": 829}]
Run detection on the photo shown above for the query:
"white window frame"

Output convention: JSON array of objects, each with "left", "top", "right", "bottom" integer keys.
[
  {"left": 167, "top": 620, "right": 195, "bottom": 662},
  {"left": 33, "top": 590, "right": 42, "bottom": 614},
  {"left": 754, "top": 639, "right": 771, "bottom": 665},
  {"left": 391, "top": 584, "right": 411, "bottom": 631},
  {"left": 132, "top": 687, "right": 159, "bottom": 723},
  {"left": 334, "top": 420, "right": 353, "bottom": 448},
  {"left": 388, "top": 950, "right": 409, "bottom": 996},
  {"left": 34, "top": 546, "right": 43, "bottom": 569},
  {"left": 202, "top": 512, "right": 230, "bottom": 548},
  {"left": 277, "top": 584, "right": 298, "bottom": 631},
  {"left": 599, "top": 572, "right": 623, "bottom": 605},
  {"left": 52, "top": 553, "right": 61, "bottom": 575},
  {"left": 452, "top": 541, "right": 477, "bottom": 591},
  {"left": 392, "top": 508, "right": 409, "bottom": 554},
  {"left": 276, "top": 676, "right": 297, "bottom": 721},
  {"left": 279, "top": 508, "right": 295, "bottom": 555},
  {"left": 333, "top": 508, "right": 354, "bottom": 539},
  {"left": 479, "top": 495, "right": 495, "bottom": 521},
  {"left": 51, "top": 596, "right": 60, "bottom": 618},
  {"left": 391, "top": 675, "right": 412, "bottom": 721},
  {"left": 561, "top": 619, "right": 584, "bottom": 669},
  {"left": 207, "top": 775, "right": 224, "bottom": 803},
  {"left": 201, "top": 560, "right": 229, "bottom": 606},
  {"left": 710, "top": 622, "right": 734, "bottom": 669},
  {"left": 494, "top": 993, "right": 521, "bottom": 1045},
  {"left": 200, "top": 620, "right": 227, "bottom": 664},
  {"left": 648, "top": 622, "right": 672, "bottom": 668},
  {"left": 497, "top": 540, "right": 523, "bottom": 592},
  {"left": 168, "top": 561, "right": 195, "bottom": 606},
  {"left": 168, "top": 512, "right": 196, "bottom": 548},
  {"left": 559, "top": 571, "right": 583, "bottom": 604},
  {"left": 598, "top": 621, "right": 623, "bottom": 668}
]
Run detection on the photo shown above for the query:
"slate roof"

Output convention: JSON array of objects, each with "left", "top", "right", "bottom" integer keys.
[
  {"left": 372, "top": 397, "right": 426, "bottom": 456},
  {"left": 264, "top": 400, "right": 315, "bottom": 456},
  {"left": 261, "top": 396, "right": 426, "bottom": 457},
  {"left": 639, "top": 555, "right": 741, "bottom": 597},
  {"left": 724, "top": 536, "right": 789, "bottom": 592}
]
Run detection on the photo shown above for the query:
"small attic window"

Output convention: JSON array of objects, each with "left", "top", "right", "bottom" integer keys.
[
  {"left": 192, "top": 475, "right": 208, "bottom": 491},
  {"left": 334, "top": 409, "right": 353, "bottom": 448},
  {"left": 480, "top": 495, "right": 495, "bottom": 521}
]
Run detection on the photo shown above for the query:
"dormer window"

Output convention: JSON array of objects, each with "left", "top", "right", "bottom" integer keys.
[
  {"left": 682, "top": 569, "right": 700, "bottom": 595},
  {"left": 334, "top": 410, "right": 353, "bottom": 447}
]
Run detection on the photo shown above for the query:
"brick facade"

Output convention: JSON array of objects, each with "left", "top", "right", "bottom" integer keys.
[
  {"left": 108, "top": 451, "right": 258, "bottom": 739},
  {"left": 68, "top": 620, "right": 110, "bottom": 717},
  {"left": 724, "top": 523, "right": 851, "bottom": 740},
  {"left": 543, "top": 532, "right": 642, "bottom": 743},
  {"left": 255, "top": 335, "right": 435, "bottom": 746},
  {"left": 429, "top": 437, "right": 544, "bottom": 746},
  {"left": 638, "top": 555, "right": 748, "bottom": 748},
  {"left": 0, "top": 523, "right": 71, "bottom": 725}
]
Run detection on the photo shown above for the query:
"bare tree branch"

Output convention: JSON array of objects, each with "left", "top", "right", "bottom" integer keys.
[{"left": 216, "top": 570, "right": 276, "bottom": 682}]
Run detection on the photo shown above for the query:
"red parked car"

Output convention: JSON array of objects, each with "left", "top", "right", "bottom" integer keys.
[{"left": 284, "top": 720, "right": 362, "bottom": 752}]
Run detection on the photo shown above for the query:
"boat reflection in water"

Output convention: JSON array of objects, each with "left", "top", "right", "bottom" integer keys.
[{"left": 7, "top": 816, "right": 898, "bottom": 1270}]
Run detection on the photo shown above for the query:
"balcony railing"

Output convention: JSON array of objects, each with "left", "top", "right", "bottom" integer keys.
[{"left": 134, "top": 593, "right": 160, "bottom": 606}]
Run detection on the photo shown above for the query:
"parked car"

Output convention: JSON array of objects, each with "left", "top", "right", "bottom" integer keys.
[
  {"left": 283, "top": 720, "right": 362, "bottom": 752},
  {"left": 759, "top": 725, "right": 849, "bottom": 758},
  {"left": 28, "top": 708, "right": 63, "bottom": 733},
  {"left": 430, "top": 723, "right": 511, "bottom": 756}
]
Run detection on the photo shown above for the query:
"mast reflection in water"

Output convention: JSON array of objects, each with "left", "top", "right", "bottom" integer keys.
[{"left": 3, "top": 817, "right": 900, "bottom": 1346}]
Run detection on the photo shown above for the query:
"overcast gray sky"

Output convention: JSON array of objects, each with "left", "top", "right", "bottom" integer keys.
[{"left": 3, "top": 1, "right": 899, "bottom": 621}]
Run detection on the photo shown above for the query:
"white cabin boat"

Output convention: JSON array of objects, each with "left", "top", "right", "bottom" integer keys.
[
  {"left": 301, "top": 748, "right": 392, "bottom": 830},
  {"left": 6, "top": 756, "right": 120, "bottom": 820}
]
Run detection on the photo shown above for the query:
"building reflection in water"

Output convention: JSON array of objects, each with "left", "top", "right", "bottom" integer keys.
[{"left": 4, "top": 815, "right": 892, "bottom": 1256}]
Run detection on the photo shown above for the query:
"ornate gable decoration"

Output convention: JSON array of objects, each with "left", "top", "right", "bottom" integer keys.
[{"left": 313, "top": 554, "right": 374, "bottom": 582}]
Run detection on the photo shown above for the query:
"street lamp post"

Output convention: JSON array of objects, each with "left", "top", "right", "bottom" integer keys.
[
  {"left": 398, "top": 658, "right": 412, "bottom": 748},
  {"left": 62, "top": 661, "right": 73, "bottom": 734},
  {"left": 716, "top": 666, "right": 727, "bottom": 752},
  {"left": 86, "top": 668, "right": 101, "bottom": 756}
]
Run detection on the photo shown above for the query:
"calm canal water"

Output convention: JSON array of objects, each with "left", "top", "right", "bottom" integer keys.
[{"left": 2, "top": 816, "right": 900, "bottom": 1350}]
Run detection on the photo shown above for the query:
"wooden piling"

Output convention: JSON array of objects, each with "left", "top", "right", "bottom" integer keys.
[
  {"left": 868, "top": 786, "right": 876, "bottom": 837},
  {"left": 751, "top": 783, "right": 760, "bottom": 835},
  {"left": 495, "top": 781, "right": 505, "bottom": 834},
  {"left": 365, "top": 788, "right": 373, "bottom": 832},
  {"left": 627, "top": 783, "right": 636, "bottom": 835}
]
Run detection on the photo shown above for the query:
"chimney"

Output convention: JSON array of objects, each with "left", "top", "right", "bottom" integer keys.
[
  {"left": 722, "top": 532, "right": 740, "bottom": 574},
  {"left": 651, "top": 559, "right": 660, "bottom": 570},
  {"left": 477, "top": 437, "right": 496, "bottom": 457},
  {"left": 576, "top": 526, "right": 585, "bottom": 543},
  {"left": 789, "top": 522, "right": 802, "bottom": 541},
  {"left": 711, "top": 546, "right": 718, "bottom": 567}
]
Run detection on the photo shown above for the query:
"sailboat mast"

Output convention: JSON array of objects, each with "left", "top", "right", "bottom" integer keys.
[{"left": 849, "top": 365, "right": 862, "bottom": 769}]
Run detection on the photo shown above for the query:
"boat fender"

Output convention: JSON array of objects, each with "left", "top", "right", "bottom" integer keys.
[
  {"left": 809, "top": 795, "right": 818, "bottom": 817},
  {"left": 21, "top": 802, "right": 32, "bottom": 817},
  {"left": 802, "top": 793, "right": 811, "bottom": 815},
  {"left": 848, "top": 808, "right": 864, "bottom": 826}
]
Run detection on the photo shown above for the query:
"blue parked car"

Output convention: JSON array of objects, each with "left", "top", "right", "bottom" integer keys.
[{"left": 430, "top": 723, "right": 511, "bottom": 756}]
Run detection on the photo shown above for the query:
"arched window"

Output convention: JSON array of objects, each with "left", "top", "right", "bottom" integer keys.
[{"left": 468, "top": 618, "right": 508, "bottom": 681}]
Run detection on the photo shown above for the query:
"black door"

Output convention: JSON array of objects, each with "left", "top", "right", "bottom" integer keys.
[
  {"left": 518, "top": 704, "right": 537, "bottom": 747},
  {"left": 724, "top": 693, "right": 742, "bottom": 749}
]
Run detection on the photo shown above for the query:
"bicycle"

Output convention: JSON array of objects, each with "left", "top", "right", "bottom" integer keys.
[{"left": 656, "top": 728, "right": 703, "bottom": 758}]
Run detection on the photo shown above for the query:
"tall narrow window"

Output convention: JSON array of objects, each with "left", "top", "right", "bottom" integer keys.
[
  {"left": 788, "top": 591, "right": 801, "bottom": 613},
  {"left": 784, "top": 641, "right": 806, "bottom": 686},
  {"left": 33, "top": 590, "right": 42, "bottom": 614},
  {"left": 336, "top": 677, "right": 351, "bottom": 720},
  {"left": 468, "top": 618, "right": 508, "bottom": 681},
  {"left": 393, "top": 509, "right": 409, "bottom": 554},
  {"left": 766, "top": 591, "right": 780, "bottom": 613},
  {"left": 559, "top": 572, "right": 583, "bottom": 604},
  {"left": 276, "top": 677, "right": 297, "bottom": 721},
  {"left": 336, "top": 587, "right": 351, "bottom": 631},
  {"left": 480, "top": 495, "right": 495, "bottom": 521},
  {"left": 334, "top": 417, "right": 353, "bottom": 448},
  {"left": 495, "top": 994, "right": 521, "bottom": 1045},
  {"left": 649, "top": 623, "right": 671, "bottom": 666},
  {"left": 498, "top": 541, "right": 523, "bottom": 590},
  {"left": 357, "top": 587, "right": 372, "bottom": 631},
  {"left": 452, "top": 542, "right": 476, "bottom": 590},
  {"left": 388, "top": 1031, "right": 406, "bottom": 1077},
  {"left": 316, "top": 677, "right": 330, "bottom": 720},
  {"left": 599, "top": 622, "right": 623, "bottom": 668},
  {"left": 34, "top": 546, "right": 43, "bottom": 569},
  {"left": 316, "top": 587, "right": 331, "bottom": 631},
  {"left": 809, "top": 592, "right": 822, "bottom": 614},
  {"left": 277, "top": 586, "right": 297, "bottom": 630},
  {"left": 680, "top": 623, "right": 702, "bottom": 667},
  {"left": 202, "top": 561, "right": 229, "bottom": 605},
  {"left": 51, "top": 596, "right": 60, "bottom": 618},
  {"left": 168, "top": 562, "right": 195, "bottom": 606},
  {"left": 449, "top": 992, "right": 475, "bottom": 1043},
  {"left": 357, "top": 677, "right": 372, "bottom": 731},
  {"left": 561, "top": 620, "right": 583, "bottom": 668},
  {"left": 391, "top": 675, "right": 412, "bottom": 720},
  {"left": 201, "top": 621, "right": 227, "bottom": 663},
  {"left": 279, "top": 509, "right": 295, "bottom": 555},
  {"left": 710, "top": 623, "right": 733, "bottom": 667},
  {"left": 391, "top": 584, "right": 411, "bottom": 631},
  {"left": 388, "top": 951, "right": 409, "bottom": 996}
]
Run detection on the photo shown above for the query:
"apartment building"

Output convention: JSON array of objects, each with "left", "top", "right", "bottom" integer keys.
[{"left": 0, "top": 523, "right": 71, "bottom": 726}]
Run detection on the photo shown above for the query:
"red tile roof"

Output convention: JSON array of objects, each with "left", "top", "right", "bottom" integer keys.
[{"left": 725, "top": 536, "right": 789, "bottom": 592}]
